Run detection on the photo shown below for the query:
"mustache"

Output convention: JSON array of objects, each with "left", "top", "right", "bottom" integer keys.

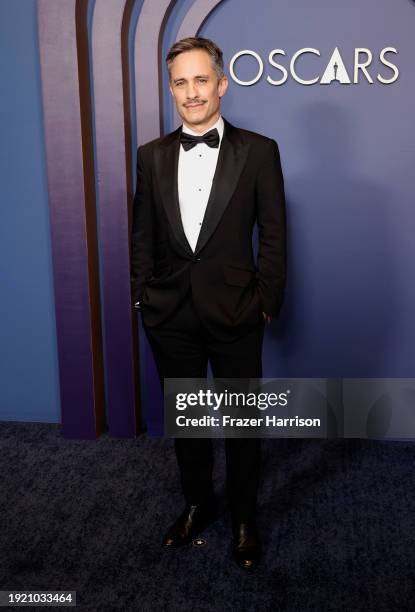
[{"left": 184, "top": 100, "right": 205, "bottom": 106}]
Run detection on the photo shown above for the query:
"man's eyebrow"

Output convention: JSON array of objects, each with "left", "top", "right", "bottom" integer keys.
[{"left": 173, "top": 74, "right": 210, "bottom": 83}]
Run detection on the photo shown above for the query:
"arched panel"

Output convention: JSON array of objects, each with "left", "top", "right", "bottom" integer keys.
[
  {"left": 37, "top": 0, "right": 105, "bottom": 438},
  {"left": 91, "top": 0, "right": 142, "bottom": 437}
]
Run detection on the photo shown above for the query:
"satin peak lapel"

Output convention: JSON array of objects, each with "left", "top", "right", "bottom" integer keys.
[
  {"left": 194, "top": 119, "right": 250, "bottom": 255},
  {"left": 153, "top": 126, "right": 194, "bottom": 257}
]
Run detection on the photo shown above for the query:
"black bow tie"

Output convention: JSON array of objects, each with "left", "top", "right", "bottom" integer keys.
[{"left": 180, "top": 127, "right": 220, "bottom": 151}]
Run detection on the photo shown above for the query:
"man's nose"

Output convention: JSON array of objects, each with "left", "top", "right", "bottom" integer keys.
[{"left": 186, "top": 82, "right": 198, "bottom": 99}]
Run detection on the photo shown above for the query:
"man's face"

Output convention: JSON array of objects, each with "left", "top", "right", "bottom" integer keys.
[{"left": 169, "top": 49, "right": 228, "bottom": 132}]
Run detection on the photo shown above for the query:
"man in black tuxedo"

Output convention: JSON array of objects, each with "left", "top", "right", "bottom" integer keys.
[{"left": 130, "top": 37, "right": 286, "bottom": 569}]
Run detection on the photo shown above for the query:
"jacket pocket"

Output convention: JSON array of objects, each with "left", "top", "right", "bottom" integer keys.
[
  {"left": 145, "top": 265, "right": 172, "bottom": 285},
  {"left": 223, "top": 264, "right": 256, "bottom": 287}
]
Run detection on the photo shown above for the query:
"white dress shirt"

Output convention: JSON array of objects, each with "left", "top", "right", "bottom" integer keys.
[
  {"left": 178, "top": 115, "right": 224, "bottom": 252},
  {"left": 134, "top": 115, "right": 224, "bottom": 309}
]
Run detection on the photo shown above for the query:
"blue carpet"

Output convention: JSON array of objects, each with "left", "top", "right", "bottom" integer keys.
[{"left": 0, "top": 422, "right": 414, "bottom": 611}]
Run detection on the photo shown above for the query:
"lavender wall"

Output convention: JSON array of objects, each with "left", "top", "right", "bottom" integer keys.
[
  {"left": 1, "top": 0, "right": 414, "bottom": 426},
  {"left": 196, "top": 0, "right": 415, "bottom": 377}
]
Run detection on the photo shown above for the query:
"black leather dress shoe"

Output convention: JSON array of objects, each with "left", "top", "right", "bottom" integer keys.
[
  {"left": 232, "top": 522, "right": 262, "bottom": 569},
  {"left": 162, "top": 501, "right": 219, "bottom": 547}
]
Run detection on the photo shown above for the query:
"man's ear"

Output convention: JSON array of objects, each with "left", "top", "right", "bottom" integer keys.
[{"left": 218, "top": 75, "right": 229, "bottom": 98}]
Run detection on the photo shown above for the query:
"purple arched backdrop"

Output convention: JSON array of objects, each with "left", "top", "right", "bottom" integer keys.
[{"left": 32, "top": 0, "right": 415, "bottom": 436}]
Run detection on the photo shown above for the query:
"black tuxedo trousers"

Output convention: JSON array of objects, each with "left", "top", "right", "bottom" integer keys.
[{"left": 143, "top": 287, "right": 265, "bottom": 522}]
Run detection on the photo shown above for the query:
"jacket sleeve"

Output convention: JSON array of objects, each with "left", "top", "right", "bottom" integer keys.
[
  {"left": 130, "top": 145, "right": 154, "bottom": 307},
  {"left": 255, "top": 138, "right": 287, "bottom": 317}
]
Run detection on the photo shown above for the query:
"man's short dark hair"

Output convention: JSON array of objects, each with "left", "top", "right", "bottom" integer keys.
[{"left": 166, "top": 37, "right": 224, "bottom": 81}]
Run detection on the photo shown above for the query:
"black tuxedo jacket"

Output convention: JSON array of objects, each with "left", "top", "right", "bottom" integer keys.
[{"left": 130, "top": 117, "right": 286, "bottom": 342}]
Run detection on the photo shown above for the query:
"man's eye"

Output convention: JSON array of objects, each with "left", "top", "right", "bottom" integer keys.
[{"left": 198, "top": 79, "right": 207, "bottom": 83}]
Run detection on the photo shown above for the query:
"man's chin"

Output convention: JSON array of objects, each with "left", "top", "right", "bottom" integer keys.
[
  {"left": 188, "top": 117, "right": 205, "bottom": 124},
  {"left": 182, "top": 114, "right": 207, "bottom": 127}
]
